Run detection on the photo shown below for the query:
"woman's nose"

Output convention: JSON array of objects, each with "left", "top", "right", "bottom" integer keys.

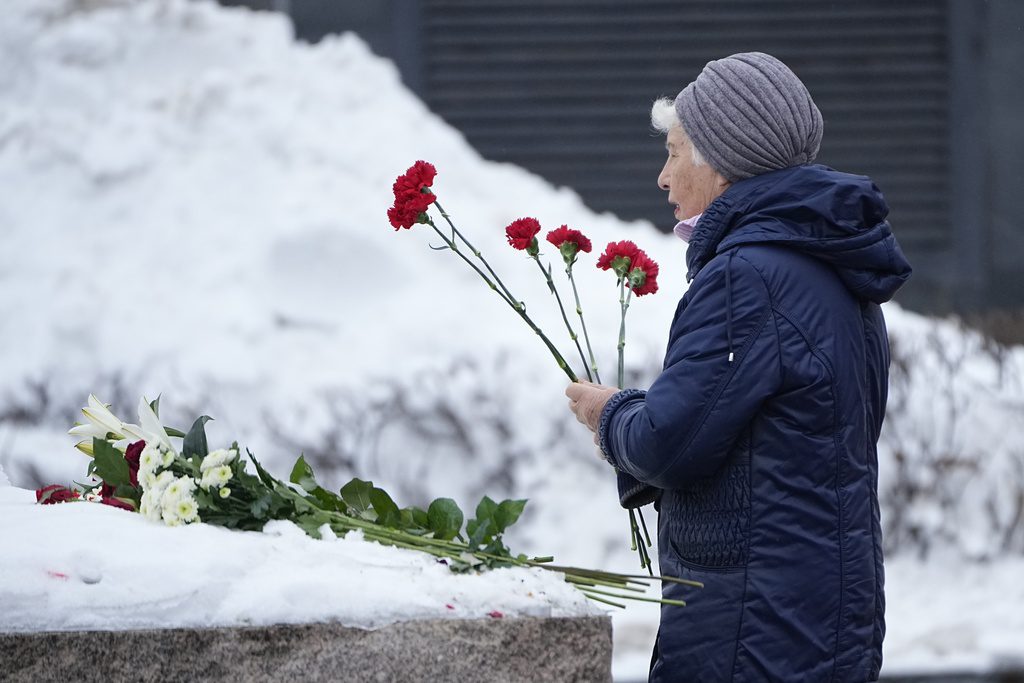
[{"left": 658, "top": 169, "right": 670, "bottom": 191}]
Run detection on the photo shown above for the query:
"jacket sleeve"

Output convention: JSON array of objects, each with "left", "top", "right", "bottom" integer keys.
[{"left": 600, "top": 253, "right": 781, "bottom": 489}]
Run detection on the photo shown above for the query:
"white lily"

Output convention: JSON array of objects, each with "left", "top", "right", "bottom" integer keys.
[
  {"left": 136, "top": 396, "right": 175, "bottom": 454},
  {"left": 68, "top": 395, "right": 138, "bottom": 455}
]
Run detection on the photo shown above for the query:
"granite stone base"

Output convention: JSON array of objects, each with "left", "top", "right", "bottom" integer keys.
[{"left": 0, "top": 616, "right": 612, "bottom": 682}]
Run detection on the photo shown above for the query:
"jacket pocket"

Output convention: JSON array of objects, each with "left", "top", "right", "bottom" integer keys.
[{"left": 665, "top": 442, "right": 751, "bottom": 570}]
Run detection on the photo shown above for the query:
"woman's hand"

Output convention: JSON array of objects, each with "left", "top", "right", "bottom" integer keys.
[{"left": 565, "top": 380, "right": 620, "bottom": 433}]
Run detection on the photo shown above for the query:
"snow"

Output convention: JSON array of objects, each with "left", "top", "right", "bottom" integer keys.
[
  {"left": 1, "top": 0, "right": 1023, "bottom": 678},
  {"left": 0, "top": 485, "right": 595, "bottom": 632}
]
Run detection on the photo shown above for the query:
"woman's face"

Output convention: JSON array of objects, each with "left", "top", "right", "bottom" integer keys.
[{"left": 658, "top": 126, "right": 729, "bottom": 220}]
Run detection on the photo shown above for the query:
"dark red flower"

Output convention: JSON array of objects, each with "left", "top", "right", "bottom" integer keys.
[
  {"left": 124, "top": 440, "right": 144, "bottom": 488},
  {"left": 36, "top": 485, "right": 79, "bottom": 505},
  {"left": 505, "top": 217, "right": 542, "bottom": 254},
  {"left": 628, "top": 251, "right": 660, "bottom": 296},
  {"left": 388, "top": 161, "right": 438, "bottom": 230},
  {"left": 100, "top": 497, "right": 136, "bottom": 512},
  {"left": 546, "top": 225, "right": 592, "bottom": 264},
  {"left": 596, "top": 240, "right": 641, "bottom": 277}
]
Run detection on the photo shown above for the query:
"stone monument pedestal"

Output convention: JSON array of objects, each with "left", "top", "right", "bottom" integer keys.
[{"left": 1, "top": 615, "right": 612, "bottom": 682}]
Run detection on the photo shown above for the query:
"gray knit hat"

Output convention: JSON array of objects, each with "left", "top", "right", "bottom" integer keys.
[{"left": 674, "top": 52, "right": 823, "bottom": 182}]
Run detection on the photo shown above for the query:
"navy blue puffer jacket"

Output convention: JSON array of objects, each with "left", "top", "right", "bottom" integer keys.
[{"left": 598, "top": 164, "right": 911, "bottom": 682}]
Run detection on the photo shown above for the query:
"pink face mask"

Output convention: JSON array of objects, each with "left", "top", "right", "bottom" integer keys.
[{"left": 673, "top": 213, "right": 703, "bottom": 243}]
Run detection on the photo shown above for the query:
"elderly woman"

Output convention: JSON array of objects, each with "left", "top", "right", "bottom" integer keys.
[{"left": 566, "top": 52, "right": 911, "bottom": 682}]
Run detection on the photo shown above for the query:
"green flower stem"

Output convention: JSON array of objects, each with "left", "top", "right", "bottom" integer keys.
[
  {"left": 582, "top": 586, "right": 687, "bottom": 608},
  {"left": 433, "top": 200, "right": 518, "bottom": 306},
  {"left": 579, "top": 592, "right": 627, "bottom": 609},
  {"left": 532, "top": 256, "right": 591, "bottom": 381},
  {"left": 427, "top": 221, "right": 514, "bottom": 308},
  {"left": 564, "top": 575, "right": 646, "bottom": 593},
  {"left": 638, "top": 507, "right": 652, "bottom": 547},
  {"left": 426, "top": 210, "right": 578, "bottom": 382},
  {"left": 617, "top": 279, "right": 634, "bottom": 390},
  {"left": 567, "top": 265, "right": 601, "bottom": 384}
]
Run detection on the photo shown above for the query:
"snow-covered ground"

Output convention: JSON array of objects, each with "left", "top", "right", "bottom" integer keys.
[
  {"left": 0, "top": 485, "right": 595, "bottom": 632},
  {"left": 1, "top": 0, "right": 1022, "bottom": 678}
]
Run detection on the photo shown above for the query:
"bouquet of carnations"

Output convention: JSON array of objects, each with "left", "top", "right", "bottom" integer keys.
[
  {"left": 388, "top": 161, "right": 662, "bottom": 571},
  {"left": 39, "top": 395, "right": 699, "bottom": 609}
]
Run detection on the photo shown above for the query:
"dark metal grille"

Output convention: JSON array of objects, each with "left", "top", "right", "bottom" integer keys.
[{"left": 422, "top": 0, "right": 950, "bottom": 245}]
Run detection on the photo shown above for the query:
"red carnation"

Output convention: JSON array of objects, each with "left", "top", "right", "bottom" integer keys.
[
  {"left": 546, "top": 225, "right": 592, "bottom": 265},
  {"left": 100, "top": 497, "right": 136, "bottom": 512},
  {"left": 628, "top": 251, "right": 660, "bottom": 296},
  {"left": 36, "top": 484, "right": 79, "bottom": 505},
  {"left": 596, "top": 240, "right": 641, "bottom": 277},
  {"left": 388, "top": 160, "right": 438, "bottom": 230},
  {"left": 124, "top": 440, "right": 144, "bottom": 488},
  {"left": 505, "top": 217, "right": 542, "bottom": 254}
]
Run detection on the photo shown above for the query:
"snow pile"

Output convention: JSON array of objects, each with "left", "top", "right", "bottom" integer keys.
[
  {"left": 2, "top": 0, "right": 1024, "bottom": 677},
  {"left": 0, "top": 486, "right": 595, "bottom": 632}
]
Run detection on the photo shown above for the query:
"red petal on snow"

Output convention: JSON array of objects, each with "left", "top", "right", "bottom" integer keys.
[
  {"left": 487, "top": 610, "right": 504, "bottom": 619},
  {"left": 46, "top": 571, "right": 69, "bottom": 580}
]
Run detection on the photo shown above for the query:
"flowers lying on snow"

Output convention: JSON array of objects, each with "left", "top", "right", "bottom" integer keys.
[{"left": 44, "top": 394, "right": 701, "bottom": 608}]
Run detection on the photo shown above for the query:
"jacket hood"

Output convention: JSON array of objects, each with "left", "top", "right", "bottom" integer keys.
[{"left": 686, "top": 164, "right": 912, "bottom": 304}]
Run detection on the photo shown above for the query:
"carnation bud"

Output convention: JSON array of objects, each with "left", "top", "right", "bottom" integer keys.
[
  {"left": 558, "top": 241, "right": 579, "bottom": 265},
  {"left": 526, "top": 238, "right": 540, "bottom": 257},
  {"left": 628, "top": 267, "right": 647, "bottom": 288}
]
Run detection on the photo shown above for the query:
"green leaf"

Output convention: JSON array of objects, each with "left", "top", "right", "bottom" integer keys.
[
  {"left": 493, "top": 499, "right": 528, "bottom": 534},
  {"left": 295, "top": 514, "right": 326, "bottom": 540},
  {"left": 92, "top": 439, "right": 131, "bottom": 488},
  {"left": 250, "top": 493, "right": 273, "bottom": 519},
  {"left": 149, "top": 396, "right": 161, "bottom": 418},
  {"left": 410, "top": 507, "right": 429, "bottom": 529},
  {"left": 311, "top": 487, "right": 345, "bottom": 513},
  {"left": 340, "top": 478, "right": 374, "bottom": 514},
  {"left": 426, "top": 498, "right": 464, "bottom": 541},
  {"left": 182, "top": 416, "right": 213, "bottom": 461},
  {"left": 249, "top": 451, "right": 277, "bottom": 488},
  {"left": 369, "top": 487, "right": 401, "bottom": 527},
  {"left": 288, "top": 455, "right": 318, "bottom": 493},
  {"left": 165, "top": 426, "right": 187, "bottom": 439},
  {"left": 475, "top": 496, "right": 498, "bottom": 525},
  {"left": 468, "top": 517, "right": 494, "bottom": 549}
]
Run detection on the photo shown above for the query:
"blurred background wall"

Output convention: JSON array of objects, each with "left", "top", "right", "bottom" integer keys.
[{"left": 221, "top": 0, "right": 1024, "bottom": 320}]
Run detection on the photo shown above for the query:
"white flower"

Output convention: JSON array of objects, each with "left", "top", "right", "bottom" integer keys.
[
  {"left": 161, "top": 475, "right": 196, "bottom": 505},
  {"left": 139, "top": 443, "right": 160, "bottom": 473},
  {"left": 136, "top": 397, "right": 175, "bottom": 454},
  {"left": 148, "top": 470, "right": 175, "bottom": 495},
  {"left": 200, "top": 465, "right": 232, "bottom": 490},
  {"left": 68, "top": 395, "right": 145, "bottom": 454},
  {"left": 219, "top": 487, "right": 231, "bottom": 499},
  {"left": 175, "top": 496, "right": 200, "bottom": 524},
  {"left": 200, "top": 448, "right": 238, "bottom": 473},
  {"left": 140, "top": 490, "right": 163, "bottom": 522}
]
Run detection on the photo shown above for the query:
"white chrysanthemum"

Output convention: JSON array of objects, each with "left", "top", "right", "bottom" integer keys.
[
  {"left": 138, "top": 443, "right": 164, "bottom": 476},
  {"left": 150, "top": 470, "right": 175, "bottom": 494},
  {"left": 175, "top": 496, "right": 200, "bottom": 524},
  {"left": 161, "top": 475, "right": 196, "bottom": 505},
  {"left": 200, "top": 465, "right": 233, "bottom": 490},
  {"left": 140, "top": 490, "right": 162, "bottom": 522},
  {"left": 200, "top": 448, "right": 238, "bottom": 472},
  {"left": 161, "top": 449, "right": 174, "bottom": 468},
  {"left": 219, "top": 487, "right": 231, "bottom": 499}
]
